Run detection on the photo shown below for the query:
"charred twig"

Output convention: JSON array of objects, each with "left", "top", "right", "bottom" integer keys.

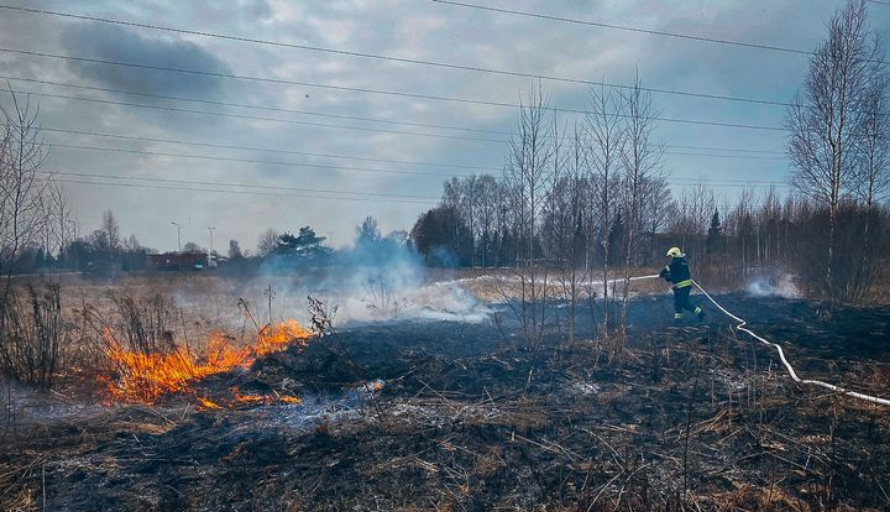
[
  {"left": 237, "top": 298, "right": 261, "bottom": 332},
  {"left": 586, "top": 469, "right": 624, "bottom": 512},
  {"left": 307, "top": 296, "right": 387, "bottom": 426},
  {"left": 683, "top": 353, "right": 702, "bottom": 498},
  {"left": 510, "top": 432, "right": 580, "bottom": 463},
  {"left": 579, "top": 428, "right": 625, "bottom": 466}
]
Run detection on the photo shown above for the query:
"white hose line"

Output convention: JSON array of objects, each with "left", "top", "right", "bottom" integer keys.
[
  {"left": 469, "top": 270, "right": 887, "bottom": 405},
  {"left": 618, "top": 274, "right": 662, "bottom": 283},
  {"left": 691, "top": 280, "right": 890, "bottom": 408},
  {"left": 586, "top": 274, "right": 662, "bottom": 287}
]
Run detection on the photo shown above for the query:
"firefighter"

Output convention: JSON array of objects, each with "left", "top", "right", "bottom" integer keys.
[{"left": 659, "top": 247, "right": 705, "bottom": 324}]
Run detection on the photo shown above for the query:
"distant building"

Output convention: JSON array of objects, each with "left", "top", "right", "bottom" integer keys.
[{"left": 147, "top": 252, "right": 209, "bottom": 271}]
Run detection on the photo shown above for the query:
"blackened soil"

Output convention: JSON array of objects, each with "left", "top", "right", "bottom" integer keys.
[{"left": 2, "top": 294, "right": 889, "bottom": 512}]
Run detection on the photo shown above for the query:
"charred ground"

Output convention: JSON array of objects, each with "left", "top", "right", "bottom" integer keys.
[{"left": 2, "top": 293, "right": 889, "bottom": 511}]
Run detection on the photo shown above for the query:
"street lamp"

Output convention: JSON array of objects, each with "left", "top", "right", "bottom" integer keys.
[
  {"left": 207, "top": 226, "right": 216, "bottom": 266},
  {"left": 171, "top": 222, "right": 181, "bottom": 253}
]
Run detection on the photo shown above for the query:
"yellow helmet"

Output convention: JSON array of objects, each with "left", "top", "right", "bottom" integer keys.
[{"left": 666, "top": 247, "right": 683, "bottom": 258}]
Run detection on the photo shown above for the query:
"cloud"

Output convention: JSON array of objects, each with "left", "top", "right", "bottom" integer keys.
[
  {"left": 59, "top": 21, "right": 230, "bottom": 101},
  {"left": 1, "top": 0, "right": 886, "bottom": 252}
]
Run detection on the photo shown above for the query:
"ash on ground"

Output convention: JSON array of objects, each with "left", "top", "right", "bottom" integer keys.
[{"left": 2, "top": 294, "right": 889, "bottom": 512}]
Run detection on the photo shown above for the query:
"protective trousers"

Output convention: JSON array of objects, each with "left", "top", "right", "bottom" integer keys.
[{"left": 673, "top": 286, "right": 702, "bottom": 321}]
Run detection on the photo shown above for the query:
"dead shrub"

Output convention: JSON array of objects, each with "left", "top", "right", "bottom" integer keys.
[
  {"left": 0, "top": 283, "right": 66, "bottom": 389},
  {"left": 95, "top": 290, "right": 179, "bottom": 355},
  {"left": 791, "top": 204, "right": 887, "bottom": 303}
]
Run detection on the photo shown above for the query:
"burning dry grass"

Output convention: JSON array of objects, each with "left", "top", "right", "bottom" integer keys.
[
  {"left": 3, "top": 275, "right": 890, "bottom": 511},
  {"left": 101, "top": 320, "right": 311, "bottom": 404},
  {"left": 196, "top": 389, "right": 302, "bottom": 411}
]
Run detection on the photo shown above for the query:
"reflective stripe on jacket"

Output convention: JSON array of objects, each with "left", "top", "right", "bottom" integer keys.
[{"left": 659, "top": 256, "right": 692, "bottom": 289}]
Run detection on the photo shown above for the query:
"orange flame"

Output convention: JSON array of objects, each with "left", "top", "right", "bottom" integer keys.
[
  {"left": 197, "top": 397, "right": 223, "bottom": 410},
  {"left": 231, "top": 392, "right": 303, "bottom": 407},
  {"left": 195, "top": 392, "right": 302, "bottom": 410},
  {"left": 255, "top": 320, "right": 312, "bottom": 357},
  {"left": 102, "top": 321, "right": 311, "bottom": 404}
]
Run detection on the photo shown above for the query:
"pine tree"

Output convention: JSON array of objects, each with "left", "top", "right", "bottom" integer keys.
[{"left": 706, "top": 208, "right": 723, "bottom": 254}]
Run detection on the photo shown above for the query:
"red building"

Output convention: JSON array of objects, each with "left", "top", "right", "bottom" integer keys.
[{"left": 147, "top": 252, "right": 209, "bottom": 271}]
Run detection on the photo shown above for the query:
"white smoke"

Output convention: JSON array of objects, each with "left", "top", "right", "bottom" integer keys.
[
  {"left": 746, "top": 274, "right": 799, "bottom": 298},
  {"left": 257, "top": 242, "right": 491, "bottom": 326},
  {"left": 332, "top": 281, "right": 491, "bottom": 324}
]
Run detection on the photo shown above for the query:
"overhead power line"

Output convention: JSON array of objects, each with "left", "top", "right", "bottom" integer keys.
[
  {"left": 42, "top": 171, "right": 790, "bottom": 200},
  {"left": 2, "top": 76, "right": 787, "bottom": 155},
  {"left": 668, "top": 144, "right": 782, "bottom": 155},
  {"left": 672, "top": 182, "right": 789, "bottom": 189},
  {"left": 669, "top": 176, "right": 789, "bottom": 187},
  {"left": 36, "top": 126, "right": 503, "bottom": 171},
  {"left": 38, "top": 170, "right": 439, "bottom": 200},
  {"left": 430, "top": 0, "right": 811, "bottom": 56},
  {"left": 666, "top": 151, "right": 784, "bottom": 161},
  {"left": 43, "top": 176, "right": 437, "bottom": 205},
  {"left": 1, "top": 88, "right": 507, "bottom": 144},
  {"left": 0, "top": 48, "right": 534, "bottom": 111},
  {"left": 44, "top": 142, "right": 467, "bottom": 178},
  {"left": 0, "top": 62, "right": 784, "bottom": 132},
  {"left": 0, "top": 3, "right": 790, "bottom": 107},
  {"left": 43, "top": 141, "right": 785, "bottom": 187},
  {"left": 43, "top": 139, "right": 792, "bottom": 187},
  {"left": 36, "top": 127, "right": 789, "bottom": 178},
  {"left": 0, "top": 75, "right": 512, "bottom": 137}
]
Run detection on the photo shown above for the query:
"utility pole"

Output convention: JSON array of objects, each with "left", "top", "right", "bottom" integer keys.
[
  {"left": 171, "top": 221, "right": 181, "bottom": 253},
  {"left": 207, "top": 226, "right": 216, "bottom": 266},
  {"left": 264, "top": 284, "right": 275, "bottom": 324}
]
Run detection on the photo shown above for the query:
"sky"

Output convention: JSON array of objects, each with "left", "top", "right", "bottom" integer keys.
[{"left": 1, "top": 0, "right": 888, "bottom": 253}]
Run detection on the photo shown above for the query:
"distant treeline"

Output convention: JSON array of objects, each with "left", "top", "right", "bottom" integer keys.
[{"left": 410, "top": 174, "right": 888, "bottom": 300}]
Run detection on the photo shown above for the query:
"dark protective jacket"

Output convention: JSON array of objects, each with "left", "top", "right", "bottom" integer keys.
[{"left": 659, "top": 256, "right": 692, "bottom": 289}]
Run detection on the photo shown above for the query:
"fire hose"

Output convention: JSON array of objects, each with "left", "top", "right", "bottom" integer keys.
[
  {"left": 605, "top": 275, "right": 890, "bottom": 407},
  {"left": 690, "top": 280, "right": 890, "bottom": 407}
]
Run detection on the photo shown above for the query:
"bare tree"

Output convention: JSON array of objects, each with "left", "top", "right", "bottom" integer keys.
[
  {"left": 47, "top": 179, "right": 75, "bottom": 259},
  {"left": 257, "top": 228, "right": 279, "bottom": 257},
  {"left": 101, "top": 209, "right": 121, "bottom": 273},
  {"left": 786, "top": 0, "right": 883, "bottom": 295},
  {"left": 475, "top": 174, "right": 501, "bottom": 267},
  {"left": 0, "top": 90, "right": 71, "bottom": 271},
  {"left": 544, "top": 122, "right": 589, "bottom": 345},
  {"left": 441, "top": 176, "right": 478, "bottom": 264},
  {"left": 586, "top": 83, "right": 626, "bottom": 337},
  {"left": 669, "top": 182, "right": 715, "bottom": 262},
  {"left": 0, "top": 88, "right": 68, "bottom": 387},
  {"left": 102, "top": 210, "right": 121, "bottom": 253},
  {"left": 724, "top": 187, "right": 758, "bottom": 275},
  {"left": 757, "top": 186, "right": 783, "bottom": 265},
  {"left": 355, "top": 215, "right": 381, "bottom": 245},
  {"left": 851, "top": 66, "right": 889, "bottom": 300},
  {"left": 502, "top": 82, "right": 555, "bottom": 350},
  {"left": 460, "top": 175, "right": 481, "bottom": 267},
  {"left": 856, "top": 70, "right": 890, "bottom": 208},
  {"left": 640, "top": 176, "right": 673, "bottom": 265},
  {"left": 619, "top": 74, "right": 664, "bottom": 332},
  {"left": 0, "top": 87, "right": 50, "bottom": 281}
]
